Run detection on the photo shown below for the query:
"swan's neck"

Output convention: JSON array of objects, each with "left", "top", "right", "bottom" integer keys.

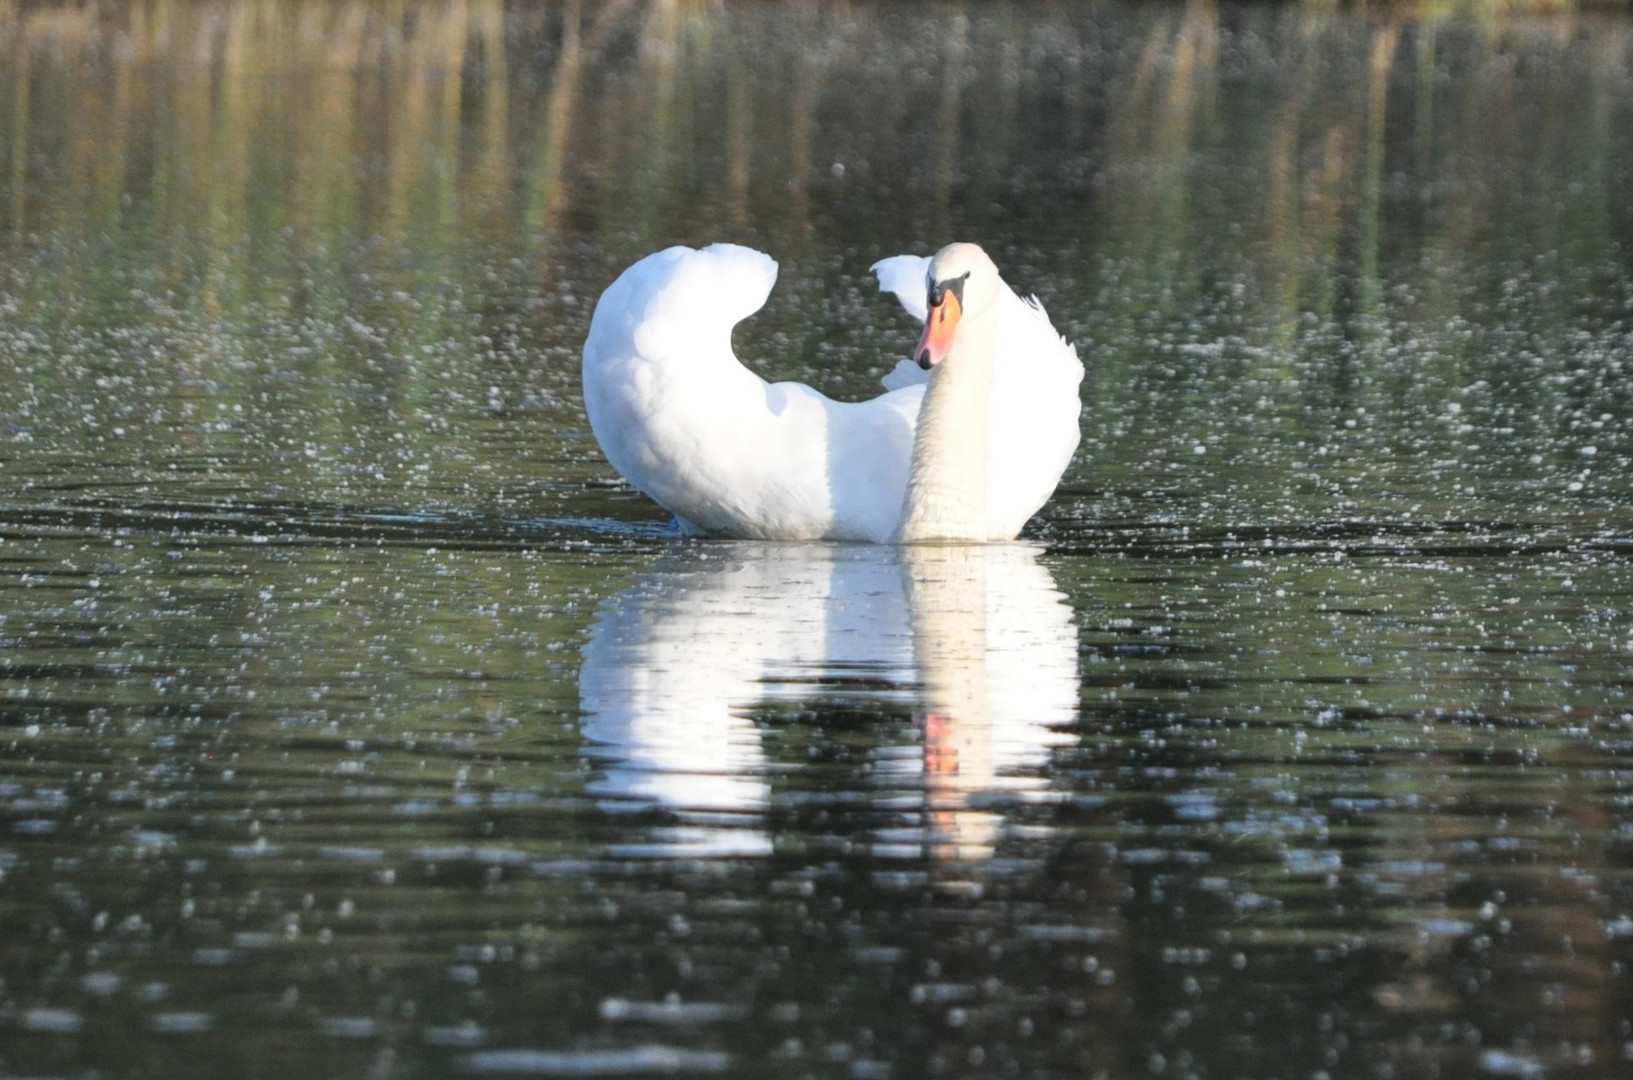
[{"left": 898, "top": 309, "right": 996, "bottom": 543}]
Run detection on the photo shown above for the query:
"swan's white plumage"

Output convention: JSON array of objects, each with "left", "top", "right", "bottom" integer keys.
[{"left": 582, "top": 243, "right": 1082, "bottom": 542}]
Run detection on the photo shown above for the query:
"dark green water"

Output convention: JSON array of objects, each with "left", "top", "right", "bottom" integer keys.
[{"left": 3, "top": 2, "right": 1632, "bottom": 1078}]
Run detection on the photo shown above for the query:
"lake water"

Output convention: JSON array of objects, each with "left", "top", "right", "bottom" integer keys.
[{"left": 3, "top": 2, "right": 1633, "bottom": 1078}]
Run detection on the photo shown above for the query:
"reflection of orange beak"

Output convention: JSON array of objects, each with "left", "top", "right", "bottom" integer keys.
[
  {"left": 922, "top": 711, "right": 958, "bottom": 776},
  {"left": 916, "top": 288, "right": 962, "bottom": 370}
]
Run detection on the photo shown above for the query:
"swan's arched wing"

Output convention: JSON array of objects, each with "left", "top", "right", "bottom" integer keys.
[
  {"left": 872, "top": 256, "right": 932, "bottom": 391},
  {"left": 871, "top": 254, "right": 931, "bottom": 322},
  {"left": 626, "top": 244, "right": 778, "bottom": 360},
  {"left": 880, "top": 359, "right": 929, "bottom": 391},
  {"left": 584, "top": 244, "right": 918, "bottom": 542},
  {"left": 581, "top": 244, "right": 803, "bottom": 535}
]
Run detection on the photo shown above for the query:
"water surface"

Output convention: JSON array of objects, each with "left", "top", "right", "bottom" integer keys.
[{"left": 3, "top": 2, "right": 1633, "bottom": 1078}]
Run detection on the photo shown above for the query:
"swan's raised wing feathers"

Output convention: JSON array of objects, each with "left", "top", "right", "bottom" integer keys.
[
  {"left": 869, "top": 254, "right": 931, "bottom": 322},
  {"left": 585, "top": 244, "right": 919, "bottom": 542},
  {"left": 987, "top": 286, "right": 1084, "bottom": 536},
  {"left": 622, "top": 244, "right": 778, "bottom": 361}
]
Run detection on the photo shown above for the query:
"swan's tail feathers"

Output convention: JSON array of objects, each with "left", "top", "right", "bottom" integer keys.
[{"left": 871, "top": 254, "right": 931, "bottom": 322}]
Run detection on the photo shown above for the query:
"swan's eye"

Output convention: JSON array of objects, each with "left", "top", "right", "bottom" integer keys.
[{"left": 927, "top": 272, "right": 970, "bottom": 311}]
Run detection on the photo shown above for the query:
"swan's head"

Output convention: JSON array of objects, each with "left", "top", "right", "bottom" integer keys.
[{"left": 916, "top": 242, "right": 1000, "bottom": 370}]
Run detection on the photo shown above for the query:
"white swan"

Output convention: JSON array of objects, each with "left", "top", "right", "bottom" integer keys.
[{"left": 581, "top": 242, "right": 1082, "bottom": 542}]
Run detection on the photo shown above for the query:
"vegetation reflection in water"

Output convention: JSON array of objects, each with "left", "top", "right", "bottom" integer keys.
[{"left": 0, "top": 2, "right": 1631, "bottom": 1079}]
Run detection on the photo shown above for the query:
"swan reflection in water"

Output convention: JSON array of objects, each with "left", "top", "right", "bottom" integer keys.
[{"left": 579, "top": 543, "right": 1079, "bottom": 860}]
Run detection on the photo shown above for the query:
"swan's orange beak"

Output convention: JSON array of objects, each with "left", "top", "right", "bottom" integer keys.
[{"left": 916, "top": 287, "right": 963, "bottom": 370}]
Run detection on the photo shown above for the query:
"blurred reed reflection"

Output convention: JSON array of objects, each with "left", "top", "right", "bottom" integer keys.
[{"left": 579, "top": 542, "right": 1078, "bottom": 861}]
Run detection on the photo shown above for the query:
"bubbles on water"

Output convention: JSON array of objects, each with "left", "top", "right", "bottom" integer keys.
[
  {"left": 460, "top": 1047, "right": 733, "bottom": 1075},
  {"left": 149, "top": 1012, "right": 215, "bottom": 1035},
  {"left": 21, "top": 1006, "right": 85, "bottom": 1033}
]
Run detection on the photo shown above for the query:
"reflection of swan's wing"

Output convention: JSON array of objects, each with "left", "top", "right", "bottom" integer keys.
[
  {"left": 579, "top": 546, "right": 916, "bottom": 813},
  {"left": 873, "top": 256, "right": 1084, "bottom": 537},
  {"left": 580, "top": 562, "right": 787, "bottom": 818},
  {"left": 805, "top": 546, "right": 915, "bottom": 674},
  {"left": 980, "top": 544, "right": 1080, "bottom": 772}
]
